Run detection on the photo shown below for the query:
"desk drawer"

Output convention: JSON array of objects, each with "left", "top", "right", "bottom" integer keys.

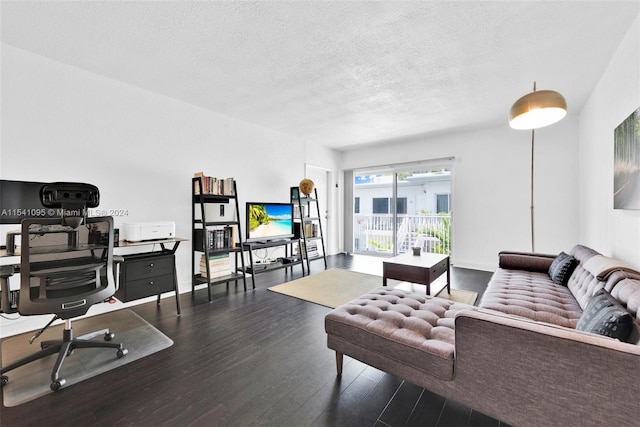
[
  {"left": 120, "top": 274, "right": 174, "bottom": 301},
  {"left": 431, "top": 259, "right": 449, "bottom": 277},
  {"left": 123, "top": 254, "right": 173, "bottom": 281},
  {"left": 117, "top": 253, "right": 175, "bottom": 301}
]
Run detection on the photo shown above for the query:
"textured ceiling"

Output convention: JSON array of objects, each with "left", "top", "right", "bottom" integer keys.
[{"left": 1, "top": 1, "right": 639, "bottom": 150}]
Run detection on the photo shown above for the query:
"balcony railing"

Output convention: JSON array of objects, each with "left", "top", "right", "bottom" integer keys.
[{"left": 353, "top": 213, "right": 451, "bottom": 255}]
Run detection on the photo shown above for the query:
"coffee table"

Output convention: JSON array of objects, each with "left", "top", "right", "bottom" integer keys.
[{"left": 382, "top": 252, "right": 450, "bottom": 295}]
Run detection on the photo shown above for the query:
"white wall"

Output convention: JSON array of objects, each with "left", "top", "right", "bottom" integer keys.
[
  {"left": 342, "top": 116, "right": 580, "bottom": 271},
  {"left": 0, "top": 45, "right": 339, "bottom": 335},
  {"left": 578, "top": 16, "right": 640, "bottom": 266},
  {"left": 304, "top": 145, "right": 343, "bottom": 254}
]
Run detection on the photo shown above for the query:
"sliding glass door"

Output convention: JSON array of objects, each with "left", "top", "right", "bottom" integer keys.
[{"left": 352, "top": 164, "right": 452, "bottom": 257}]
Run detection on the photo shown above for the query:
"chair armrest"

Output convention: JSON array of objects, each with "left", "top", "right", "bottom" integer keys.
[
  {"left": 498, "top": 250, "right": 556, "bottom": 273},
  {"left": 452, "top": 309, "right": 640, "bottom": 427}
]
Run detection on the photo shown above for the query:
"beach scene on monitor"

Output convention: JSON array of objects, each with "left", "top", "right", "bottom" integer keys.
[{"left": 248, "top": 204, "right": 293, "bottom": 239}]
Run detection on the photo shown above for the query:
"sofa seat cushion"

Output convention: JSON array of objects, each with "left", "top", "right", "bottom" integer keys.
[
  {"left": 480, "top": 269, "right": 583, "bottom": 328},
  {"left": 325, "top": 288, "right": 473, "bottom": 380}
]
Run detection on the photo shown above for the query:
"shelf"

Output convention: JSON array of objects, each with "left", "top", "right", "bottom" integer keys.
[
  {"left": 243, "top": 259, "right": 302, "bottom": 274},
  {"left": 242, "top": 237, "right": 304, "bottom": 287},
  {"left": 243, "top": 239, "right": 298, "bottom": 250},
  {"left": 194, "top": 247, "right": 242, "bottom": 254},
  {"left": 296, "top": 197, "right": 317, "bottom": 204},
  {"left": 192, "top": 272, "right": 244, "bottom": 285},
  {"left": 291, "top": 186, "right": 327, "bottom": 271},
  {"left": 300, "top": 217, "right": 321, "bottom": 222},
  {"left": 192, "top": 177, "right": 248, "bottom": 297},
  {"left": 192, "top": 194, "right": 235, "bottom": 202},
  {"left": 193, "top": 220, "right": 240, "bottom": 226}
]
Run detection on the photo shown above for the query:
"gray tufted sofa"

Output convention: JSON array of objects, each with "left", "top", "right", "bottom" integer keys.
[{"left": 324, "top": 244, "right": 640, "bottom": 427}]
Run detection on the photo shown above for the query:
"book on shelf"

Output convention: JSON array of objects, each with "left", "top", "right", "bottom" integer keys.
[
  {"left": 296, "top": 241, "right": 319, "bottom": 258},
  {"left": 201, "top": 268, "right": 232, "bottom": 279},
  {"left": 194, "top": 172, "right": 235, "bottom": 196},
  {"left": 196, "top": 227, "right": 236, "bottom": 251},
  {"left": 303, "top": 223, "right": 318, "bottom": 237},
  {"left": 200, "top": 254, "right": 231, "bottom": 278}
]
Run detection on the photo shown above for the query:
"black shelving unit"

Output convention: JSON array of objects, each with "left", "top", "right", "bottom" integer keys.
[
  {"left": 290, "top": 186, "right": 327, "bottom": 272},
  {"left": 192, "top": 177, "right": 247, "bottom": 301},
  {"left": 241, "top": 239, "right": 305, "bottom": 288}
]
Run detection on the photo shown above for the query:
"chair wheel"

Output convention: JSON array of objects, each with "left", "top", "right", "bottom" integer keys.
[
  {"left": 117, "top": 348, "right": 128, "bottom": 358},
  {"left": 1, "top": 375, "right": 8, "bottom": 387},
  {"left": 104, "top": 332, "right": 115, "bottom": 341},
  {"left": 50, "top": 378, "right": 66, "bottom": 391}
]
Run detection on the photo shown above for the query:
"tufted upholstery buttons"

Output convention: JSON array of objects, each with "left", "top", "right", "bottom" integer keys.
[
  {"left": 480, "top": 269, "right": 583, "bottom": 327},
  {"left": 325, "top": 287, "right": 475, "bottom": 381}
]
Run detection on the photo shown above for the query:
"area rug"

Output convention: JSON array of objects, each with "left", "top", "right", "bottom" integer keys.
[
  {"left": 1, "top": 309, "right": 173, "bottom": 407},
  {"left": 268, "top": 268, "right": 479, "bottom": 308},
  {"left": 269, "top": 269, "right": 383, "bottom": 308}
]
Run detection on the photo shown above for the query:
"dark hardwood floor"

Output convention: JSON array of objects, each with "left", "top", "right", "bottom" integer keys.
[{"left": 1, "top": 254, "right": 506, "bottom": 427}]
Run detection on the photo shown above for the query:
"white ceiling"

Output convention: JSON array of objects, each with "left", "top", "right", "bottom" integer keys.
[{"left": 1, "top": 1, "right": 638, "bottom": 150}]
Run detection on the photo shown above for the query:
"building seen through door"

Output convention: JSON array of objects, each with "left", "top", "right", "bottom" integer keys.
[{"left": 353, "top": 167, "right": 451, "bottom": 257}]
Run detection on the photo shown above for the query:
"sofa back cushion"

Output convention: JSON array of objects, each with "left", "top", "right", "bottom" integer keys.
[
  {"left": 567, "top": 245, "right": 640, "bottom": 313},
  {"left": 567, "top": 245, "right": 603, "bottom": 308},
  {"left": 609, "top": 278, "right": 640, "bottom": 344}
]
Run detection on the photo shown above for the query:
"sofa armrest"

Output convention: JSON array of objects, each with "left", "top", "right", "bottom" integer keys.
[
  {"left": 453, "top": 309, "right": 640, "bottom": 427},
  {"left": 498, "top": 251, "right": 556, "bottom": 273}
]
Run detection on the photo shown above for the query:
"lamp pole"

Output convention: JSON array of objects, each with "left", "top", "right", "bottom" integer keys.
[{"left": 530, "top": 127, "right": 535, "bottom": 253}]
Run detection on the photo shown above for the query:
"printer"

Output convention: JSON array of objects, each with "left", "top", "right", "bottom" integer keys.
[{"left": 122, "top": 221, "right": 175, "bottom": 242}]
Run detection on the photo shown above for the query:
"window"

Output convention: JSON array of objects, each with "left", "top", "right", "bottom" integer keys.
[
  {"left": 373, "top": 197, "right": 389, "bottom": 214},
  {"left": 371, "top": 197, "right": 406, "bottom": 214},
  {"left": 396, "top": 197, "right": 407, "bottom": 214},
  {"left": 436, "top": 194, "right": 450, "bottom": 213}
]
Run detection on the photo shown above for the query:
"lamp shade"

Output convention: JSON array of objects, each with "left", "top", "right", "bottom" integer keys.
[{"left": 509, "top": 89, "right": 567, "bottom": 130}]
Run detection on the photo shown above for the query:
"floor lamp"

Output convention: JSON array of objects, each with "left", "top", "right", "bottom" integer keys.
[{"left": 509, "top": 82, "right": 567, "bottom": 252}]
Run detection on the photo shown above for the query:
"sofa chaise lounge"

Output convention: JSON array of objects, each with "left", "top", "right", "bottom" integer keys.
[{"left": 324, "top": 244, "right": 640, "bottom": 427}]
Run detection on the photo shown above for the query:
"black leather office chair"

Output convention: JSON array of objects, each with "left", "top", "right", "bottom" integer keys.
[{"left": 0, "top": 215, "right": 127, "bottom": 391}]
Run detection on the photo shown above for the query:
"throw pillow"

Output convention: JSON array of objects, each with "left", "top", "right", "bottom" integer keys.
[
  {"left": 576, "top": 289, "right": 633, "bottom": 342},
  {"left": 548, "top": 251, "right": 578, "bottom": 286}
]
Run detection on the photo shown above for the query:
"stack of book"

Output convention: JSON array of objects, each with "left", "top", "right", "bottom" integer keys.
[
  {"left": 297, "top": 241, "right": 319, "bottom": 259},
  {"left": 194, "top": 172, "right": 235, "bottom": 196},
  {"left": 200, "top": 254, "right": 231, "bottom": 279}
]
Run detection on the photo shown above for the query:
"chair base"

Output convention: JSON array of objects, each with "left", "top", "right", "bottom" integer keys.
[{"left": 1, "top": 320, "right": 127, "bottom": 391}]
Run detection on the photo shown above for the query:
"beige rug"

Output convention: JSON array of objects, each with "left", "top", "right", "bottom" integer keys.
[
  {"left": 268, "top": 268, "right": 478, "bottom": 308},
  {"left": 1, "top": 309, "right": 173, "bottom": 407},
  {"left": 395, "top": 281, "right": 479, "bottom": 305}
]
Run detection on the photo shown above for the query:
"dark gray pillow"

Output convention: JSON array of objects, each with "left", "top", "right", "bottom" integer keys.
[
  {"left": 576, "top": 289, "right": 633, "bottom": 342},
  {"left": 548, "top": 251, "right": 578, "bottom": 286}
]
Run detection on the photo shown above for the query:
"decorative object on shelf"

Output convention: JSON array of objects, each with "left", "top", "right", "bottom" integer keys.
[
  {"left": 509, "top": 82, "right": 567, "bottom": 252},
  {"left": 299, "top": 178, "right": 315, "bottom": 196},
  {"left": 613, "top": 107, "right": 640, "bottom": 210}
]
